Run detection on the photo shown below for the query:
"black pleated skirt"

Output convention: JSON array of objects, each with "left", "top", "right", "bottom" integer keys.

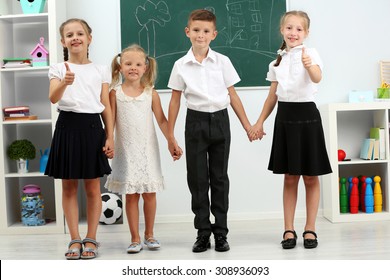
[
  {"left": 268, "top": 101, "right": 332, "bottom": 176},
  {"left": 45, "top": 111, "right": 111, "bottom": 179}
]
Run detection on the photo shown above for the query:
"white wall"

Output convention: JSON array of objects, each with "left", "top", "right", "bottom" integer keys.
[{"left": 65, "top": 0, "right": 390, "bottom": 222}]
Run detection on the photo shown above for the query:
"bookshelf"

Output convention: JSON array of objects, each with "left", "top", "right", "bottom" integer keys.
[
  {"left": 320, "top": 102, "right": 390, "bottom": 222},
  {"left": 0, "top": 0, "right": 67, "bottom": 234}
]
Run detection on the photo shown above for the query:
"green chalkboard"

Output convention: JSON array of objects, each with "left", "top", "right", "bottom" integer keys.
[{"left": 120, "top": 0, "right": 286, "bottom": 89}]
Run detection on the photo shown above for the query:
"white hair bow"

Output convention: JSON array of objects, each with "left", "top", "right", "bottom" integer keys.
[{"left": 277, "top": 49, "right": 287, "bottom": 56}]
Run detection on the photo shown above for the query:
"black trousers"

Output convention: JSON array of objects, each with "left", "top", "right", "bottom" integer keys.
[{"left": 185, "top": 108, "right": 231, "bottom": 237}]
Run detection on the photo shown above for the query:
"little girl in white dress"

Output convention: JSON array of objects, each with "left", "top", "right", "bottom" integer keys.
[{"left": 105, "top": 44, "right": 182, "bottom": 253}]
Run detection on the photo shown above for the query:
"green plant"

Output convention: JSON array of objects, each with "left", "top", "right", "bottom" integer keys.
[{"left": 7, "top": 139, "right": 36, "bottom": 160}]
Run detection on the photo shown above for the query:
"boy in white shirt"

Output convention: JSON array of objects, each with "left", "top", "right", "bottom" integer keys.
[{"left": 167, "top": 9, "right": 252, "bottom": 253}]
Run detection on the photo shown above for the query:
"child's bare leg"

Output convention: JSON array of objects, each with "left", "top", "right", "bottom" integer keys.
[
  {"left": 126, "top": 193, "right": 141, "bottom": 243},
  {"left": 302, "top": 175, "right": 320, "bottom": 239},
  {"left": 142, "top": 192, "right": 157, "bottom": 239},
  {"left": 83, "top": 178, "right": 102, "bottom": 256},
  {"left": 283, "top": 174, "right": 299, "bottom": 239},
  {"left": 62, "top": 179, "right": 81, "bottom": 257}
]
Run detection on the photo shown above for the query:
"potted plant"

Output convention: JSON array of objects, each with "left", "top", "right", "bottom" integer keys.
[{"left": 7, "top": 139, "right": 36, "bottom": 173}]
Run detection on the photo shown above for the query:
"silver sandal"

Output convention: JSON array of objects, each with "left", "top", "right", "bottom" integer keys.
[
  {"left": 65, "top": 239, "right": 83, "bottom": 260},
  {"left": 81, "top": 238, "right": 99, "bottom": 259}
]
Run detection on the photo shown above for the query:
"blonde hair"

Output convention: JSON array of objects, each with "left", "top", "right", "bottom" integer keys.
[
  {"left": 111, "top": 44, "right": 157, "bottom": 88},
  {"left": 59, "top": 18, "right": 92, "bottom": 61},
  {"left": 274, "top": 10, "right": 310, "bottom": 66}
]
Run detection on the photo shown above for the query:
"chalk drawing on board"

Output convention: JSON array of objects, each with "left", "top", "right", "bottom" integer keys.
[
  {"left": 133, "top": 0, "right": 275, "bottom": 60},
  {"left": 135, "top": 0, "right": 171, "bottom": 57},
  {"left": 122, "top": 0, "right": 286, "bottom": 88}
]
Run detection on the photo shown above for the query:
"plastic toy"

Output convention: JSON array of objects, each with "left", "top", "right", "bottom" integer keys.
[
  {"left": 365, "top": 177, "right": 374, "bottom": 213},
  {"left": 339, "top": 177, "right": 348, "bottom": 213},
  {"left": 21, "top": 185, "right": 45, "bottom": 226},
  {"left": 359, "top": 176, "right": 367, "bottom": 212},
  {"left": 373, "top": 176, "right": 383, "bottom": 212},
  {"left": 39, "top": 148, "right": 49, "bottom": 173},
  {"left": 349, "top": 177, "right": 359, "bottom": 213},
  {"left": 338, "top": 149, "right": 346, "bottom": 161}
]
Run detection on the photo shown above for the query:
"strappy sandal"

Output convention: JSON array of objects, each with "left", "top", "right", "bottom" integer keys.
[
  {"left": 81, "top": 238, "right": 99, "bottom": 259},
  {"left": 281, "top": 230, "right": 297, "bottom": 249},
  {"left": 303, "top": 230, "right": 318, "bottom": 249},
  {"left": 65, "top": 239, "right": 83, "bottom": 260}
]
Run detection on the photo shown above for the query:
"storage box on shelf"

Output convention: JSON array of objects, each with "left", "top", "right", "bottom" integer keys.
[
  {"left": 320, "top": 102, "right": 390, "bottom": 222},
  {"left": 0, "top": 0, "right": 67, "bottom": 234}
]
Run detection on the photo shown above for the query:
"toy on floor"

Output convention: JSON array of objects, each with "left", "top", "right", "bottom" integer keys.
[{"left": 99, "top": 193, "right": 123, "bottom": 225}]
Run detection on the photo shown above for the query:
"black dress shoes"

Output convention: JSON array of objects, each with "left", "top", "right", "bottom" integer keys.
[
  {"left": 192, "top": 235, "right": 211, "bottom": 252},
  {"left": 281, "top": 230, "right": 297, "bottom": 249},
  {"left": 214, "top": 234, "right": 230, "bottom": 252}
]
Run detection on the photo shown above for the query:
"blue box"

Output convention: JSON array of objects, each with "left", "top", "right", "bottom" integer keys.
[
  {"left": 349, "top": 90, "right": 374, "bottom": 103},
  {"left": 20, "top": 0, "right": 46, "bottom": 14}
]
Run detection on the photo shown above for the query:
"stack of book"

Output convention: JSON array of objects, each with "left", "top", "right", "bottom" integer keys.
[
  {"left": 3, "top": 106, "right": 37, "bottom": 121},
  {"left": 1, "top": 58, "right": 32, "bottom": 69},
  {"left": 359, "top": 127, "right": 386, "bottom": 160}
]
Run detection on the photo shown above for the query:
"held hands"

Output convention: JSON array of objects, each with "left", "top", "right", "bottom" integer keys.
[
  {"left": 63, "top": 62, "right": 75, "bottom": 85},
  {"left": 103, "top": 137, "right": 114, "bottom": 159},
  {"left": 168, "top": 138, "right": 183, "bottom": 161},
  {"left": 247, "top": 123, "right": 266, "bottom": 142},
  {"left": 301, "top": 47, "right": 312, "bottom": 69}
]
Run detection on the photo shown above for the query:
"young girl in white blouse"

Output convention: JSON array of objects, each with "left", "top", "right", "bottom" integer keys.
[
  {"left": 45, "top": 18, "right": 114, "bottom": 259},
  {"left": 249, "top": 11, "right": 332, "bottom": 250},
  {"left": 104, "top": 44, "right": 182, "bottom": 254}
]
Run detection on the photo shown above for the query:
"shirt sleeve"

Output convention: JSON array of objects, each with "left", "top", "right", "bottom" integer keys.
[
  {"left": 167, "top": 61, "right": 185, "bottom": 91},
  {"left": 266, "top": 60, "right": 277, "bottom": 82},
  {"left": 222, "top": 56, "right": 240, "bottom": 87},
  {"left": 48, "top": 63, "right": 64, "bottom": 80},
  {"left": 100, "top": 64, "right": 112, "bottom": 84},
  {"left": 308, "top": 48, "right": 323, "bottom": 70}
]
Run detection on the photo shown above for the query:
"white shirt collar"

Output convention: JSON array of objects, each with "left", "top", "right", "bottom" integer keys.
[
  {"left": 183, "top": 47, "right": 217, "bottom": 64},
  {"left": 278, "top": 44, "right": 305, "bottom": 56}
]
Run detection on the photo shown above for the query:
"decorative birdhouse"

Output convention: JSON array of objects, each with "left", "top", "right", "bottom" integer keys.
[
  {"left": 30, "top": 37, "right": 49, "bottom": 67},
  {"left": 19, "top": 0, "right": 47, "bottom": 14}
]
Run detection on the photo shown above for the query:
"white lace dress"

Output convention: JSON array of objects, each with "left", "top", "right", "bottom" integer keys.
[{"left": 104, "top": 86, "right": 164, "bottom": 194}]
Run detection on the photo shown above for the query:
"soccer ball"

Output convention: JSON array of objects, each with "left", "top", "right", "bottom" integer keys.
[{"left": 99, "top": 193, "right": 123, "bottom": 225}]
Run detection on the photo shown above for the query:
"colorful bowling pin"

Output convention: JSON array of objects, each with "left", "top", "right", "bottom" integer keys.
[
  {"left": 349, "top": 177, "right": 359, "bottom": 214},
  {"left": 339, "top": 177, "right": 348, "bottom": 213},
  {"left": 374, "top": 176, "right": 383, "bottom": 212},
  {"left": 365, "top": 177, "right": 374, "bottom": 213},
  {"left": 359, "top": 176, "right": 367, "bottom": 212}
]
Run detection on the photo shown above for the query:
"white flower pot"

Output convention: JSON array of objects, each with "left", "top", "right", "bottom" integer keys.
[{"left": 17, "top": 159, "right": 29, "bottom": 173}]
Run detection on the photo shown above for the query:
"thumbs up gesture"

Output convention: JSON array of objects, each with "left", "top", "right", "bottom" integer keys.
[
  {"left": 301, "top": 47, "right": 312, "bottom": 69},
  {"left": 63, "top": 62, "right": 75, "bottom": 85}
]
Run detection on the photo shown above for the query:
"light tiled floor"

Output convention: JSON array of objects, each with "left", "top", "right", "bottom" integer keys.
[{"left": 0, "top": 217, "right": 389, "bottom": 260}]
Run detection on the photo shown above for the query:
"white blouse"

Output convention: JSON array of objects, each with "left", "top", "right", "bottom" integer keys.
[
  {"left": 266, "top": 45, "right": 323, "bottom": 102},
  {"left": 48, "top": 62, "right": 111, "bottom": 113}
]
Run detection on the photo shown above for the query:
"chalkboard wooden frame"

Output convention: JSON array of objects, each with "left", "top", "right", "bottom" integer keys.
[{"left": 120, "top": 0, "right": 288, "bottom": 89}]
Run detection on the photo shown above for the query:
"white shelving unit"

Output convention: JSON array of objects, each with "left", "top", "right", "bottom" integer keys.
[
  {"left": 0, "top": 0, "right": 67, "bottom": 234},
  {"left": 320, "top": 102, "right": 390, "bottom": 222},
  {"left": 0, "top": 0, "right": 127, "bottom": 235}
]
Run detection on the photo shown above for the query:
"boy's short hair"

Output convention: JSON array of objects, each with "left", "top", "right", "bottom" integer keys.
[{"left": 188, "top": 9, "right": 216, "bottom": 28}]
